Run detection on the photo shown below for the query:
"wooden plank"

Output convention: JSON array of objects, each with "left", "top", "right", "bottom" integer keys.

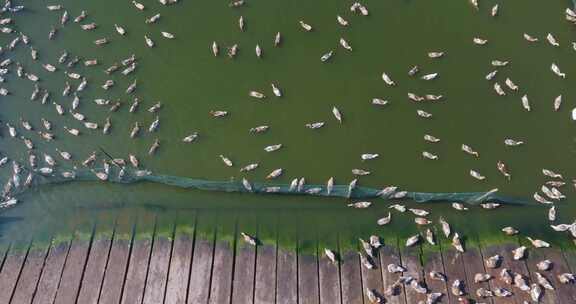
[
  {"left": 121, "top": 214, "right": 155, "bottom": 304},
  {"left": 76, "top": 221, "right": 115, "bottom": 304},
  {"left": 276, "top": 248, "right": 298, "bottom": 304},
  {"left": 461, "top": 246, "right": 494, "bottom": 304},
  {"left": 318, "top": 253, "right": 341, "bottom": 304},
  {"left": 11, "top": 243, "right": 51, "bottom": 304},
  {"left": 522, "top": 244, "right": 575, "bottom": 304},
  {"left": 317, "top": 232, "right": 341, "bottom": 304},
  {"left": 522, "top": 248, "right": 553, "bottom": 304},
  {"left": 500, "top": 243, "right": 532, "bottom": 303},
  {"left": 421, "top": 243, "right": 448, "bottom": 304},
  {"left": 99, "top": 216, "right": 135, "bottom": 304},
  {"left": 298, "top": 235, "right": 319, "bottom": 304},
  {"left": 187, "top": 239, "right": 213, "bottom": 304},
  {"left": 230, "top": 241, "right": 257, "bottom": 304},
  {"left": 298, "top": 254, "right": 320, "bottom": 304},
  {"left": 0, "top": 243, "right": 30, "bottom": 303},
  {"left": 484, "top": 243, "right": 531, "bottom": 304},
  {"left": 0, "top": 244, "right": 9, "bottom": 273},
  {"left": 187, "top": 211, "right": 216, "bottom": 304},
  {"left": 378, "top": 239, "right": 407, "bottom": 304},
  {"left": 165, "top": 217, "right": 195, "bottom": 304},
  {"left": 53, "top": 230, "right": 93, "bottom": 304},
  {"left": 441, "top": 245, "right": 469, "bottom": 303},
  {"left": 143, "top": 217, "right": 174, "bottom": 304},
  {"left": 231, "top": 212, "right": 257, "bottom": 304},
  {"left": 563, "top": 246, "right": 576, "bottom": 273},
  {"left": 339, "top": 238, "right": 363, "bottom": 304},
  {"left": 208, "top": 214, "right": 236, "bottom": 304},
  {"left": 142, "top": 235, "right": 172, "bottom": 304},
  {"left": 254, "top": 243, "right": 276, "bottom": 304},
  {"left": 75, "top": 239, "right": 111, "bottom": 303},
  {"left": 32, "top": 238, "right": 72, "bottom": 304},
  {"left": 276, "top": 212, "right": 298, "bottom": 304},
  {"left": 359, "top": 242, "right": 384, "bottom": 303},
  {"left": 560, "top": 247, "right": 576, "bottom": 303},
  {"left": 253, "top": 213, "right": 277, "bottom": 304},
  {"left": 480, "top": 243, "right": 518, "bottom": 304},
  {"left": 399, "top": 241, "right": 426, "bottom": 304}
]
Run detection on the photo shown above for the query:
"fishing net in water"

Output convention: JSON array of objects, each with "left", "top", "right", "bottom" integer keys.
[{"left": 6, "top": 167, "right": 531, "bottom": 206}]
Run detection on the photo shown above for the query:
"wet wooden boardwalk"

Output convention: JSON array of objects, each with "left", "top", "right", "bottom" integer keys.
[{"left": 0, "top": 220, "right": 574, "bottom": 304}]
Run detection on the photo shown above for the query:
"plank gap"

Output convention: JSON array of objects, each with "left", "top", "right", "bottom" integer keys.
[
  {"left": 0, "top": 243, "right": 12, "bottom": 273},
  {"left": 73, "top": 221, "right": 97, "bottom": 303},
  {"left": 435, "top": 236, "right": 452, "bottom": 304},
  {"left": 52, "top": 233, "right": 74, "bottom": 303},
  {"left": 228, "top": 215, "right": 239, "bottom": 304},
  {"left": 29, "top": 237, "right": 54, "bottom": 303},
  {"left": 141, "top": 214, "right": 159, "bottom": 304},
  {"left": 206, "top": 223, "right": 218, "bottom": 303},
  {"left": 251, "top": 220, "right": 259, "bottom": 304},
  {"left": 336, "top": 232, "right": 343, "bottom": 304},
  {"left": 161, "top": 220, "right": 177, "bottom": 304},
  {"left": 95, "top": 218, "right": 118, "bottom": 304},
  {"left": 8, "top": 239, "right": 33, "bottom": 303},
  {"left": 356, "top": 242, "right": 365, "bottom": 304},
  {"left": 117, "top": 217, "right": 138, "bottom": 304},
  {"left": 273, "top": 216, "right": 279, "bottom": 304},
  {"left": 184, "top": 211, "right": 198, "bottom": 304},
  {"left": 474, "top": 238, "right": 494, "bottom": 304}
]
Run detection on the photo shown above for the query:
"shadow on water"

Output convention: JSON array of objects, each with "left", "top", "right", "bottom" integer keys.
[
  {"left": 0, "top": 181, "right": 572, "bottom": 252},
  {"left": 0, "top": 216, "right": 24, "bottom": 240}
]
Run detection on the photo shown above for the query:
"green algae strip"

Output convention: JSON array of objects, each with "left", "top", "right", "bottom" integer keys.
[
  {"left": 174, "top": 211, "right": 196, "bottom": 240},
  {"left": 295, "top": 209, "right": 319, "bottom": 256},
  {"left": 254, "top": 210, "right": 276, "bottom": 246},
  {"left": 317, "top": 227, "right": 339, "bottom": 260},
  {"left": 133, "top": 210, "right": 157, "bottom": 242},
  {"left": 114, "top": 212, "right": 136, "bottom": 242},
  {"left": 236, "top": 210, "right": 257, "bottom": 250},
  {"left": 92, "top": 211, "right": 118, "bottom": 241},
  {"left": 194, "top": 211, "right": 217, "bottom": 245},
  {"left": 335, "top": 211, "right": 365, "bottom": 254},
  {"left": 7, "top": 239, "right": 32, "bottom": 254},
  {"left": 10, "top": 199, "right": 573, "bottom": 256},
  {"left": 276, "top": 209, "right": 297, "bottom": 252},
  {"left": 155, "top": 212, "right": 176, "bottom": 240},
  {"left": 216, "top": 212, "right": 237, "bottom": 250}
]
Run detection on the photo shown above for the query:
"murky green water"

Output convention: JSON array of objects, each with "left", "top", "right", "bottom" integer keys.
[{"left": 0, "top": 0, "right": 575, "bottom": 250}]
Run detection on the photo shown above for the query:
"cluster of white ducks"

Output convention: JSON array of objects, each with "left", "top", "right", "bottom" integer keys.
[
  {"left": 229, "top": 3, "right": 575, "bottom": 302},
  {"left": 210, "top": 0, "right": 560, "bottom": 196},
  {"left": 237, "top": 204, "right": 574, "bottom": 303},
  {"left": 0, "top": 0, "right": 190, "bottom": 204}
]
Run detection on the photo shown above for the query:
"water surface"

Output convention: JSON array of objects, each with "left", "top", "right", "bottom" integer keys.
[{"left": 0, "top": 0, "right": 575, "bottom": 250}]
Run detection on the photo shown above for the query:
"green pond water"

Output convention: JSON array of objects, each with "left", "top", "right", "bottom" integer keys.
[{"left": 0, "top": 0, "right": 575, "bottom": 252}]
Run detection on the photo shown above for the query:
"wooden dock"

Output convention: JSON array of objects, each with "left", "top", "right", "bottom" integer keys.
[{"left": 0, "top": 219, "right": 574, "bottom": 304}]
